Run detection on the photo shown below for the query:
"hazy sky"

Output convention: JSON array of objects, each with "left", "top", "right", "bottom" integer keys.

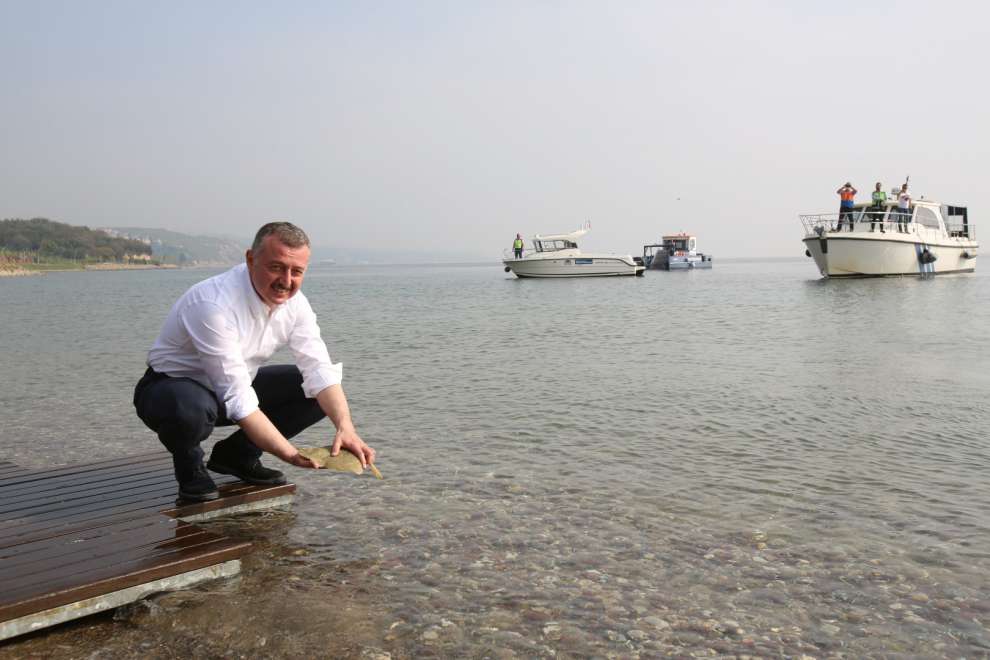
[{"left": 2, "top": 1, "right": 988, "bottom": 259}]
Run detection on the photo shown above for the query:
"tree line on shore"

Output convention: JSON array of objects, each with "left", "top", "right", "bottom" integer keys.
[{"left": 0, "top": 218, "right": 153, "bottom": 263}]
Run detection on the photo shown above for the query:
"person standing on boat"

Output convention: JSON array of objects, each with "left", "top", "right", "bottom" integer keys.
[
  {"left": 513, "top": 233, "right": 524, "bottom": 259},
  {"left": 870, "top": 182, "right": 887, "bottom": 233},
  {"left": 133, "top": 222, "right": 376, "bottom": 502},
  {"left": 896, "top": 183, "right": 912, "bottom": 232},
  {"left": 836, "top": 182, "right": 857, "bottom": 232}
]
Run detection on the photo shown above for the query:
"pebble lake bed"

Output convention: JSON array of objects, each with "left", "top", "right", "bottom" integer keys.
[{"left": 1, "top": 260, "right": 989, "bottom": 658}]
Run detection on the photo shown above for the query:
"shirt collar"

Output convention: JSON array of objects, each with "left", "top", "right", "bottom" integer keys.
[{"left": 239, "top": 263, "right": 279, "bottom": 319}]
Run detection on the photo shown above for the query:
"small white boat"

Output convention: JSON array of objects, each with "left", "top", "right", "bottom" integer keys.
[
  {"left": 503, "top": 227, "right": 644, "bottom": 278},
  {"left": 801, "top": 196, "right": 978, "bottom": 278},
  {"left": 643, "top": 233, "right": 713, "bottom": 270}
]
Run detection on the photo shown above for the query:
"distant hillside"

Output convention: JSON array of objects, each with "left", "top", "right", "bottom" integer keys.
[
  {"left": 104, "top": 227, "right": 245, "bottom": 265},
  {"left": 0, "top": 218, "right": 152, "bottom": 261}
]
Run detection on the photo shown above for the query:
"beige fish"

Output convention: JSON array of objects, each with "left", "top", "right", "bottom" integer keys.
[{"left": 297, "top": 446, "right": 383, "bottom": 479}]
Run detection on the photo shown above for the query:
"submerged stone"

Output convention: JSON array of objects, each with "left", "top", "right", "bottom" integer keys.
[{"left": 297, "top": 447, "right": 384, "bottom": 479}]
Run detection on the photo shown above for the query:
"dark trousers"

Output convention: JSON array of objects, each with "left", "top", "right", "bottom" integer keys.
[
  {"left": 514, "top": 248, "right": 523, "bottom": 258},
  {"left": 869, "top": 207, "right": 886, "bottom": 232},
  {"left": 133, "top": 365, "right": 324, "bottom": 481},
  {"left": 837, "top": 206, "right": 854, "bottom": 231}
]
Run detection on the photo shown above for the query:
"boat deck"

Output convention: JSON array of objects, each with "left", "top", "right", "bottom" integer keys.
[{"left": 0, "top": 451, "right": 295, "bottom": 641}]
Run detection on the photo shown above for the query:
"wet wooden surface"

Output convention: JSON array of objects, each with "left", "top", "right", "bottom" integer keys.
[{"left": 0, "top": 452, "right": 294, "bottom": 624}]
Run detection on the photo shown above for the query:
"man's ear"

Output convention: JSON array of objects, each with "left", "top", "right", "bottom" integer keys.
[{"left": 245, "top": 249, "right": 254, "bottom": 267}]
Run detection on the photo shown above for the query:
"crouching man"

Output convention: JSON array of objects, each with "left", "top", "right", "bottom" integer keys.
[{"left": 134, "top": 222, "right": 375, "bottom": 501}]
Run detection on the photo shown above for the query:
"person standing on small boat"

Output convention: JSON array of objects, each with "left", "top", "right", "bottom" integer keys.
[
  {"left": 836, "top": 182, "right": 857, "bottom": 232},
  {"left": 133, "top": 221, "right": 376, "bottom": 502},
  {"left": 870, "top": 182, "right": 887, "bottom": 233},
  {"left": 513, "top": 233, "right": 524, "bottom": 258},
  {"left": 896, "top": 183, "right": 912, "bottom": 232}
]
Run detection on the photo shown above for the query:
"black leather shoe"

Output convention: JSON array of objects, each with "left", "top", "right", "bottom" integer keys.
[
  {"left": 207, "top": 456, "right": 286, "bottom": 486},
  {"left": 178, "top": 464, "right": 219, "bottom": 502}
]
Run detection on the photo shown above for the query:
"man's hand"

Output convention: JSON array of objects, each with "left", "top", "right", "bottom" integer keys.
[
  {"left": 317, "top": 384, "right": 377, "bottom": 469},
  {"left": 285, "top": 452, "right": 321, "bottom": 469},
  {"left": 331, "top": 426, "right": 376, "bottom": 468}
]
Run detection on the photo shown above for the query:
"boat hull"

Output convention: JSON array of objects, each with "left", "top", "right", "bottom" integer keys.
[
  {"left": 803, "top": 233, "right": 977, "bottom": 277},
  {"left": 503, "top": 256, "right": 644, "bottom": 278},
  {"left": 667, "top": 257, "right": 713, "bottom": 270}
]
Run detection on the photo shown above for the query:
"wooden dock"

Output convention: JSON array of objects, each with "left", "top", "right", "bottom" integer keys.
[{"left": 0, "top": 452, "right": 295, "bottom": 641}]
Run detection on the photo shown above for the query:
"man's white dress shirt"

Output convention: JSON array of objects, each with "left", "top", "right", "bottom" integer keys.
[{"left": 147, "top": 263, "right": 342, "bottom": 421}]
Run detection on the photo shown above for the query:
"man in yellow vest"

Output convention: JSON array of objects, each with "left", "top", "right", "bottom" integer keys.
[
  {"left": 870, "top": 182, "right": 887, "bottom": 233},
  {"left": 512, "top": 233, "right": 524, "bottom": 259}
]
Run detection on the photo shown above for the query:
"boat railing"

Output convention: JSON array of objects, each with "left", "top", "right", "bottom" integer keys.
[
  {"left": 800, "top": 213, "right": 840, "bottom": 235},
  {"left": 801, "top": 212, "right": 925, "bottom": 237}
]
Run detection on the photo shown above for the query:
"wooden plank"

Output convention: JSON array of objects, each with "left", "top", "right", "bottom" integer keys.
[
  {"left": 0, "top": 459, "right": 176, "bottom": 500},
  {"left": 0, "top": 470, "right": 244, "bottom": 521},
  {"left": 0, "top": 485, "right": 291, "bottom": 568},
  {"left": 0, "top": 452, "right": 170, "bottom": 488},
  {"left": 0, "top": 471, "right": 243, "bottom": 523},
  {"left": 2, "top": 528, "right": 230, "bottom": 596},
  {"left": 0, "top": 539, "right": 250, "bottom": 621},
  {"left": 1, "top": 536, "right": 248, "bottom": 606},
  {"left": 0, "top": 560, "right": 241, "bottom": 642},
  {"left": 0, "top": 471, "right": 180, "bottom": 515},
  {"left": 0, "top": 516, "right": 199, "bottom": 566},
  {"left": 0, "top": 451, "right": 296, "bottom": 634},
  {"left": 166, "top": 483, "right": 296, "bottom": 519},
  {"left": 0, "top": 482, "right": 261, "bottom": 549},
  {"left": 0, "top": 528, "right": 219, "bottom": 591},
  {"left": 0, "top": 459, "right": 179, "bottom": 502}
]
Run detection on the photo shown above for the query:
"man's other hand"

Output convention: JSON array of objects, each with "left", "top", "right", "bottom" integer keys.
[{"left": 331, "top": 427, "right": 376, "bottom": 468}]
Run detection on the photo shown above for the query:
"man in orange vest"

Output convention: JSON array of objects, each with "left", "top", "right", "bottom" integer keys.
[{"left": 836, "top": 182, "right": 857, "bottom": 232}]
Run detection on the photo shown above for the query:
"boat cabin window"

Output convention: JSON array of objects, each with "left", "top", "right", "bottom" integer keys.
[
  {"left": 944, "top": 205, "right": 971, "bottom": 237},
  {"left": 915, "top": 206, "right": 941, "bottom": 230},
  {"left": 534, "top": 239, "right": 578, "bottom": 252}
]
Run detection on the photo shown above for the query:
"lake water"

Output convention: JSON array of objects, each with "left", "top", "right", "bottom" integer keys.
[{"left": 2, "top": 261, "right": 989, "bottom": 658}]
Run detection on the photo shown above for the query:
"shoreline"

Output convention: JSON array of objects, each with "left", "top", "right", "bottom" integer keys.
[
  {"left": 83, "top": 263, "right": 179, "bottom": 271},
  {"left": 1, "top": 263, "right": 182, "bottom": 276}
]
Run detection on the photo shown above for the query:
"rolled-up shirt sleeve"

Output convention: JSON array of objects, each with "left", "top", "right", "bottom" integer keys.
[
  {"left": 180, "top": 301, "right": 260, "bottom": 421},
  {"left": 288, "top": 299, "right": 342, "bottom": 398}
]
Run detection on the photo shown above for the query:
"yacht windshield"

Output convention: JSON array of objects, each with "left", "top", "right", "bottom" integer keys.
[{"left": 535, "top": 240, "right": 578, "bottom": 252}]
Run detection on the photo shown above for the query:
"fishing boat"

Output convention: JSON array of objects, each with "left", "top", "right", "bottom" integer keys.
[
  {"left": 801, "top": 195, "right": 978, "bottom": 277},
  {"left": 502, "top": 227, "right": 644, "bottom": 278},
  {"left": 642, "top": 233, "right": 713, "bottom": 270}
]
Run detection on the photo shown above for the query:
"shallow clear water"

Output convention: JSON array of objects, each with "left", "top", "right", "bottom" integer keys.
[{"left": 2, "top": 261, "right": 989, "bottom": 657}]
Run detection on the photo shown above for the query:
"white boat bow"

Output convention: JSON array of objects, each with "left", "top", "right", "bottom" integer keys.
[{"left": 801, "top": 198, "right": 977, "bottom": 278}]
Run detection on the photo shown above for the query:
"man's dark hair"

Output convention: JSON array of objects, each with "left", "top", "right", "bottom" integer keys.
[{"left": 252, "top": 222, "right": 310, "bottom": 253}]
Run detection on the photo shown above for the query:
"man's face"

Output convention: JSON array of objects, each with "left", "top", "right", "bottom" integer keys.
[{"left": 246, "top": 235, "right": 311, "bottom": 308}]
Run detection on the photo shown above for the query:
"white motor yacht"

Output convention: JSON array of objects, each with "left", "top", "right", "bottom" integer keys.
[
  {"left": 642, "top": 233, "right": 713, "bottom": 270},
  {"left": 801, "top": 196, "right": 977, "bottom": 277},
  {"left": 503, "top": 227, "right": 644, "bottom": 278}
]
